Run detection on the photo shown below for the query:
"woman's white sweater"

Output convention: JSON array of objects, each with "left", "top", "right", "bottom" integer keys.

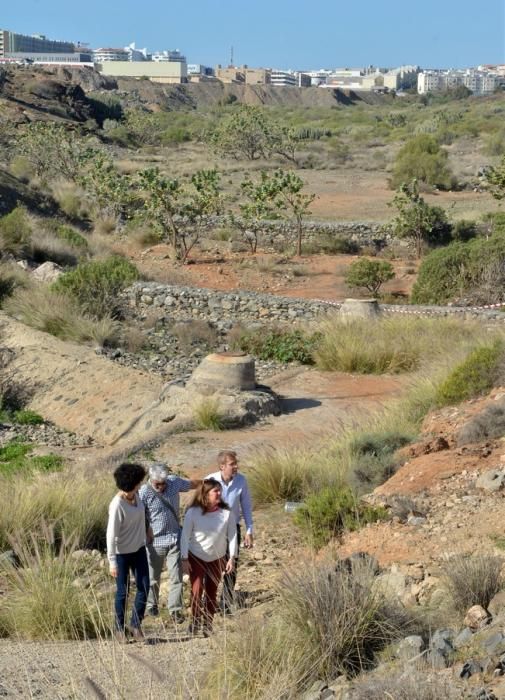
[
  {"left": 181, "top": 507, "right": 237, "bottom": 562},
  {"left": 106, "top": 494, "right": 146, "bottom": 566}
]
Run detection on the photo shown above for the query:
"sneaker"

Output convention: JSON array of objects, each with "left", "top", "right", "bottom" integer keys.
[
  {"left": 114, "top": 630, "right": 128, "bottom": 644},
  {"left": 202, "top": 623, "right": 213, "bottom": 638},
  {"left": 146, "top": 607, "right": 159, "bottom": 617},
  {"left": 170, "top": 610, "right": 185, "bottom": 624}
]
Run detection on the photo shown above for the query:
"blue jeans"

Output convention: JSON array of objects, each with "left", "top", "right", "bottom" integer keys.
[{"left": 114, "top": 546, "right": 149, "bottom": 631}]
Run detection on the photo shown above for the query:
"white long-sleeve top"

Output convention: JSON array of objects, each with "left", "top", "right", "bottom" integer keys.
[
  {"left": 180, "top": 507, "right": 237, "bottom": 563},
  {"left": 205, "top": 471, "right": 254, "bottom": 534},
  {"left": 106, "top": 494, "right": 147, "bottom": 567}
]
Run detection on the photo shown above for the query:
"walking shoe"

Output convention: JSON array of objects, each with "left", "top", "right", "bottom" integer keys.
[
  {"left": 187, "top": 621, "right": 200, "bottom": 636},
  {"left": 128, "top": 626, "right": 145, "bottom": 641},
  {"left": 170, "top": 610, "right": 185, "bottom": 624},
  {"left": 146, "top": 607, "right": 159, "bottom": 617},
  {"left": 114, "top": 630, "right": 128, "bottom": 644},
  {"left": 202, "top": 623, "right": 213, "bottom": 638}
]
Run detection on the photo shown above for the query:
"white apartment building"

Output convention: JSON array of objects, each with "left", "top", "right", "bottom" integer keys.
[
  {"left": 124, "top": 42, "right": 149, "bottom": 61},
  {"left": 93, "top": 47, "right": 129, "bottom": 62},
  {"left": 151, "top": 49, "right": 186, "bottom": 63},
  {"left": 270, "top": 70, "right": 296, "bottom": 87},
  {"left": 418, "top": 69, "right": 501, "bottom": 95}
]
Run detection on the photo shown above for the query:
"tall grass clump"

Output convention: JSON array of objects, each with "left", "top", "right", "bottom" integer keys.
[
  {"left": 192, "top": 397, "right": 224, "bottom": 431},
  {"left": 278, "top": 562, "right": 408, "bottom": 680},
  {"left": 314, "top": 316, "right": 482, "bottom": 374},
  {"left": 0, "top": 528, "right": 110, "bottom": 640},
  {"left": 0, "top": 261, "right": 30, "bottom": 306},
  {"left": 435, "top": 340, "right": 505, "bottom": 406},
  {"left": 204, "top": 614, "right": 305, "bottom": 700},
  {"left": 52, "top": 255, "right": 139, "bottom": 319},
  {"left": 444, "top": 553, "right": 503, "bottom": 614},
  {"left": 0, "top": 206, "right": 32, "bottom": 256},
  {"left": 0, "top": 469, "right": 113, "bottom": 551},
  {"left": 351, "top": 668, "right": 461, "bottom": 700},
  {"left": 5, "top": 285, "right": 120, "bottom": 346}
]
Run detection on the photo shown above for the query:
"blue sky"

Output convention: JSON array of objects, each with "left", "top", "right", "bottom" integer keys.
[{"left": 3, "top": 0, "right": 504, "bottom": 69}]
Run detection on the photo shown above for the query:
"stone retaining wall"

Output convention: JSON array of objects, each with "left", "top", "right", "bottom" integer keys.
[{"left": 125, "top": 283, "right": 505, "bottom": 325}]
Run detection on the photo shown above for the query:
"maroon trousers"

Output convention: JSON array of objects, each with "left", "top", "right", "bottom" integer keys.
[{"left": 188, "top": 552, "right": 225, "bottom": 626}]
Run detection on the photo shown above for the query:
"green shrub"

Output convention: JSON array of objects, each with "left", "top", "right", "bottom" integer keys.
[
  {"left": 160, "top": 126, "right": 192, "bottom": 145},
  {"left": 303, "top": 235, "right": 361, "bottom": 255},
  {"left": 13, "top": 410, "right": 44, "bottom": 425},
  {"left": 444, "top": 553, "right": 503, "bottom": 614},
  {"left": 0, "top": 207, "right": 32, "bottom": 256},
  {"left": 0, "top": 440, "right": 63, "bottom": 476},
  {"left": 293, "top": 486, "right": 387, "bottom": 550},
  {"left": 435, "top": 341, "right": 505, "bottom": 406},
  {"left": 52, "top": 256, "right": 139, "bottom": 318},
  {"left": 390, "top": 134, "right": 455, "bottom": 190},
  {"left": 231, "top": 327, "right": 320, "bottom": 364},
  {"left": 451, "top": 219, "right": 478, "bottom": 242},
  {"left": 349, "top": 431, "right": 412, "bottom": 489},
  {"left": 55, "top": 225, "right": 89, "bottom": 249}
]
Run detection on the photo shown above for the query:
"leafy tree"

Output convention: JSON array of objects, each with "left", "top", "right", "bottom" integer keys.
[
  {"left": 230, "top": 172, "right": 277, "bottom": 253},
  {"left": 16, "top": 122, "right": 93, "bottom": 182},
  {"left": 390, "top": 134, "right": 454, "bottom": 190},
  {"left": 484, "top": 155, "right": 505, "bottom": 200},
  {"left": 344, "top": 258, "right": 395, "bottom": 297},
  {"left": 77, "top": 151, "right": 134, "bottom": 223},
  {"left": 388, "top": 180, "right": 450, "bottom": 258},
  {"left": 267, "top": 169, "right": 316, "bottom": 255},
  {"left": 208, "top": 105, "right": 298, "bottom": 162},
  {"left": 138, "top": 167, "right": 222, "bottom": 262}
]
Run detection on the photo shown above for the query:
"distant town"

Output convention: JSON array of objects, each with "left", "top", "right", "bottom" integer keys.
[{"left": 1, "top": 27, "right": 504, "bottom": 95}]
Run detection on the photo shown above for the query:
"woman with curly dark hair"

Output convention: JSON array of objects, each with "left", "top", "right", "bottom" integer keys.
[
  {"left": 106, "top": 462, "right": 150, "bottom": 642},
  {"left": 180, "top": 478, "right": 237, "bottom": 636}
]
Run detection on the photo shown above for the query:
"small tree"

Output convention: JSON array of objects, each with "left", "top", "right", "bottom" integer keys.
[
  {"left": 484, "top": 155, "right": 505, "bottom": 200},
  {"left": 388, "top": 180, "right": 450, "bottom": 258},
  {"left": 138, "top": 167, "right": 222, "bottom": 262},
  {"left": 208, "top": 105, "right": 298, "bottom": 163},
  {"left": 268, "top": 169, "right": 316, "bottom": 255},
  {"left": 345, "top": 258, "right": 395, "bottom": 297},
  {"left": 77, "top": 151, "right": 134, "bottom": 224},
  {"left": 231, "top": 173, "right": 278, "bottom": 253},
  {"left": 16, "top": 122, "right": 93, "bottom": 182}
]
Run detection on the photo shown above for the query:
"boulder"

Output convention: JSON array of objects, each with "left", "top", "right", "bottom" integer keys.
[
  {"left": 476, "top": 469, "right": 505, "bottom": 492},
  {"left": 464, "top": 605, "right": 490, "bottom": 630},
  {"left": 32, "top": 261, "right": 63, "bottom": 283}
]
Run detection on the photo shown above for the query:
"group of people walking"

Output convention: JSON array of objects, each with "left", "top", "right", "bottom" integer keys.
[{"left": 106, "top": 450, "right": 253, "bottom": 641}]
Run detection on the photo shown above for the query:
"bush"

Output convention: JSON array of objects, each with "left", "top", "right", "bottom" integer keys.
[
  {"left": 390, "top": 134, "right": 455, "bottom": 190},
  {"left": 231, "top": 327, "right": 319, "bottom": 364},
  {"left": 0, "top": 528, "right": 110, "bottom": 640},
  {"left": 0, "top": 261, "right": 30, "bottom": 306},
  {"left": 457, "top": 397, "right": 505, "bottom": 445},
  {"left": 0, "top": 207, "right": 32, "bottom": 256},
  {"left": 278, "top": 562, "right": 407, "bottom": 679},
  {"left": 345, "top": 258, "right": 395, "bottom": 297},
  {"left": 293, "top": 486, "right": 387, "bottom": 550},
  {"left": 5, "top": 286, "right": 120, "bottom": 346},
  {"left": 451, "top": 219, "right": 477, "bottom": 242},
  {"left": 171, "top": 320, "right": 218, "bottom": 353},
  {"left": 0, "top": 440, "right": 63, "bottom": 476},
  {"left": 444, "top": 553, "right": 503, "bottom": 614},
  {"left": 55, "top": 225, "right": 89, "bottom": 249},
  {"left": 52, "top": 183, "right": 88, "bottom": 219},
  {"left": 302, "top": 235, "right": 360, "bottom": 255},
  {"left": 52, "top": 256, "right": 139, "bottom": 319},
  {"left": 435, "top": 341, "right": 505, "bottom": 406},
  {"left": 192, "top": 397, "right": 224, "bottom": 431},
  {"left": 349, "top": 431, "right": 412, "bottom": 490},
  {"left": 13, "top": 410, "right": 44, "bottom": 425}
]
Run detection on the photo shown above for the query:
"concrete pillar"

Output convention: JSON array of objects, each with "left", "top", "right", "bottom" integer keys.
[
  {"left": 339, "top": 298, "right": 382, "bottom": 319},
  {"left": 187, "top": 352, "right": 256, "bottom": 393}
]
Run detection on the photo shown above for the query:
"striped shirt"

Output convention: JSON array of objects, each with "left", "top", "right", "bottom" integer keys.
[{"left": 139, "top": 476, "right": 192, "bottom": 547}]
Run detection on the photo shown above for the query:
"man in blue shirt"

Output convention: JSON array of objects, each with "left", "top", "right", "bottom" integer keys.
[
  {"left": 139, "top": 462, "right": 200, "bottom": 622},
  {"left": 206, "top": 450, "right": 254, "bottom": 612}
]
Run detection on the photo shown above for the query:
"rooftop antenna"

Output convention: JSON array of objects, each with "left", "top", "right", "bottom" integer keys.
[{"left": 230, "top": 45, "right": 234, "bottom": 67}]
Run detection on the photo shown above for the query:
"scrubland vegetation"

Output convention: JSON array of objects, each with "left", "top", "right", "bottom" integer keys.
[{"left": 2, "top": 75, "right": 505, "bottom": 697}]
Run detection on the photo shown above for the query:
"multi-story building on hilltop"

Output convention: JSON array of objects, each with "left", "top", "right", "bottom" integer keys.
[
  {"left": 0, "top": 28, "right": 91, "bottom": 64},
  {"left": 151, "top": 49, "right": 186, "bottom": 63},
  {"left": 418, "top": 69, "right": 503, "bottom": 96},
  {"left": 93, "top": 47, "right": 129, "bottom": 62}
]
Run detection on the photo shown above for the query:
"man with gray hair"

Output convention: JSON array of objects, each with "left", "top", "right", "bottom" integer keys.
[{"left": 139, "top": 462, "right": 200, "bottom": 622}]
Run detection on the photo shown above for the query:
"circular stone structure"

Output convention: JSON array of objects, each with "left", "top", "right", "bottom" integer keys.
[
  {"left": 339, "top": 298, "right": 381, "bottom": 319},
  {"left": 187, "top": 352, "right": 256, "bottom": 393}
]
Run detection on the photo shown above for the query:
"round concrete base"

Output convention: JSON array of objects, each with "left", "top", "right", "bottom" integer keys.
[
  {"left": 339, "top": 298, "right": 381, "bottom": 319},
  {"left": 187, "top": 352, "right": 256, "bottom": 393}
]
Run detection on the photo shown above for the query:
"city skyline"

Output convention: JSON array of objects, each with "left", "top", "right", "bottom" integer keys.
[{"left": 2, "top": 0, "right": 504, "bottom": 70}]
